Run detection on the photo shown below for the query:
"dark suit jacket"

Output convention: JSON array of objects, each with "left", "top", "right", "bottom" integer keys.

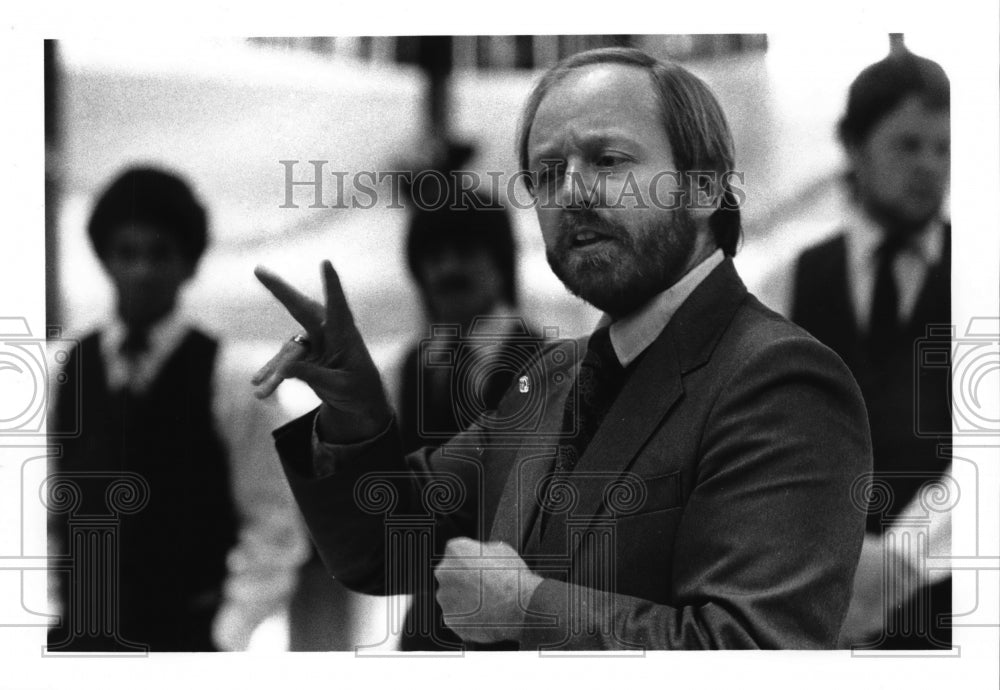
[{"left": 275, "top": 259, "right": 872, "bottom": 650}]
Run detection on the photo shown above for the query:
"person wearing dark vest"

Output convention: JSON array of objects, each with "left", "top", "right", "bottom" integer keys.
[
  {"left": 48, "top": 167, "right": 308, "bottom": 652},
  {"left": 392, "top": 196, "right": 540, "bottom": 650},
  {"left": 398, "top": 198, "right": 537, "bottom": 455},
  {"left": 789, "top": 49, "right": 952, "bottom": 650}
]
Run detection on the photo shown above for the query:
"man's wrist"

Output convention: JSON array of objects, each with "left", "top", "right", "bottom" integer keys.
[{"left": 316, "top": 403, "right": 392, "bottom": 444}]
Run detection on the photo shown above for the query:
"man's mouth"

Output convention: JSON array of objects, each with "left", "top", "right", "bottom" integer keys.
[{"left": 570, "top": 228, "right": 613, "bottom": 249}]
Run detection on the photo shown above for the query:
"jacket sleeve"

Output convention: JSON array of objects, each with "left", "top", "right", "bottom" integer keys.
[
  {"left": 274, "top": 409, "right": 488, "bottom": 597},
  {"left": 518, "top": 334, "right": 873, "bottom": 650}
]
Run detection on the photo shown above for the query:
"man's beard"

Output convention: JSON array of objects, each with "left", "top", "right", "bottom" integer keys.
[{"left": 546, "top": 207, "right": 699, "bottom": 318}]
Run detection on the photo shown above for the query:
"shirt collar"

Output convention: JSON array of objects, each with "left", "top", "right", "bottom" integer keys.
[
  {"left": 101, "top": 310, "right": 191, "bottom": 391},
  {"left": 845, "top": 204, "right": 946, "bottom": 266},
  {"left": 599, "top": 249, "right": 725, "bottom": 367},
  {"left": 467, "top": 303, "right": 520, "bottom": 336},
  {"left": 105, "top": 310, "right": 187, "bottom": 353}
]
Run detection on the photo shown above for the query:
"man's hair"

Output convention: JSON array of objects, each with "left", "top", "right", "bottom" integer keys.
[
  {"left": 88, "top": 166, "right": 209, "bottom": 265},
  {"left": 516, "top": 47, "right": 742, "bottom": 257},
  {"left": 406, "top": 194, "right": 519, "bottom": 306},
  {"left": 838, "top": 49, "right": 950, "bottom": 149}
]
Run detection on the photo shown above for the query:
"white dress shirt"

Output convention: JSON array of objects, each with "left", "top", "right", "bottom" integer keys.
[
  {"left": 602, "top": 249, "right": 726, "bottom": 366},
  {"left": 843, "top": 206, "right": 946, "bottom": 331}
]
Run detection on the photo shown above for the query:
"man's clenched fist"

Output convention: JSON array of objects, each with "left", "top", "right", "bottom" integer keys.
[{"left": 434, "top": 537, "right": 544, "bottom": 644}]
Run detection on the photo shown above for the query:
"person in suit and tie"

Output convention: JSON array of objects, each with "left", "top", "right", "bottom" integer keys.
[
  {"left": 252, "top": 47, "right": 872, "bottom": 650},
  {"left": 789, "top": 49, "right": 952, "bottom": 649}
]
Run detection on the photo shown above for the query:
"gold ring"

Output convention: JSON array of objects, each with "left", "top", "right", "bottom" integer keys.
[{"left": 290, "top": 334, "right": 311, "bottom": 349}]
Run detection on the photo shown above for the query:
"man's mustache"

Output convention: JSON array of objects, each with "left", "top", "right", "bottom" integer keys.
[{"left": 557, "top": 209, "right": 627, "bottom": 243}]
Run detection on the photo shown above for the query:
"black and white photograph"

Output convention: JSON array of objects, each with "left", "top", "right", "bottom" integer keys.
[{"left": 1, "top": 1, "right": 997, "bottom": 689}]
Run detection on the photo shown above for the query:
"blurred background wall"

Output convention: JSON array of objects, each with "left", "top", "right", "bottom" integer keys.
[{"left": 48, "top": 33, "right": 956, "bottom": 379}]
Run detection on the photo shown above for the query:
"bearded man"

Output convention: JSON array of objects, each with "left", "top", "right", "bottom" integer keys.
[{"left": 253, "top": 47, "right": 872, "bottom": 650}]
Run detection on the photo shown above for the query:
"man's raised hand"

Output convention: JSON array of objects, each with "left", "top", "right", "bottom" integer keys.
[{"left": 253, "top": 260, "right": 392, "bottom": 442}]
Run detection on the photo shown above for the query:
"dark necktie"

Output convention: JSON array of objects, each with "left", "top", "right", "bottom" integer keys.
[
  {"left": 120, "top": 326, "right": 150, "bottom": 360},
  {"left": 868, "top": 237, "right": 904, "bottom": 362},
  {"left": 536, "top": 327, "right": 630, "bottom": 539},
  {"left": 553, "top": 326, "right": 628, "bottom": 474}
]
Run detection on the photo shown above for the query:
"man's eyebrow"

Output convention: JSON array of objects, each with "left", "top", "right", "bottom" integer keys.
[
  {"left": 578, "top": 131, "right": 641, "bottom": 148},
  {"left": 528, "top": 132, "right": 640, "bottom": 167},
  {"left": 528, "top": 150, "right": 563, "bottom": 168}
]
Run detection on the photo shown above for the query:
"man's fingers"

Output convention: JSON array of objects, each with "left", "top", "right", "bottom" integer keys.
[
  {"left": 251, "top": 339, "right": 309, "bottom": 398},
  {"left": 443, "top": 537, "right": 479, "bottom": 558},
  {"left": 254, "top": 265, "right": 325, "bottom": 336},
  {"left": 321, "top": 260, "right": 355, "bottom": 337},
  {"left": 252, "top": 340, "right": 298, "bottom": 385},
  {"left": 284, "top": 361, "right": 364, "bottom": 401}
]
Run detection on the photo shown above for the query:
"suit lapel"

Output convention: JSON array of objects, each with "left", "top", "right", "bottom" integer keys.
[
  {"left": 487, "top": 339, "right": 577, "bottom": 550},
  {"left": 536, "top": 258, "right": 748, "bottom": 556},
  {"left": 534, "top": 328, "right": 684, "bottom": 555}
]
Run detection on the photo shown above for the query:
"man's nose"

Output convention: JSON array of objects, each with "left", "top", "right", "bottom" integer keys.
[
  {"left": 554, "top": 160, "right": 599, "bottom": 209},
  {"left": 438, "top": 246, "right": 466, "bottom": 270}
]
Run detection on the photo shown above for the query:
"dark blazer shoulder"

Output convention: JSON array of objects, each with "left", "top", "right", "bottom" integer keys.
[{"left": 720, "top": 289, "right": 860, "bottom": 388}]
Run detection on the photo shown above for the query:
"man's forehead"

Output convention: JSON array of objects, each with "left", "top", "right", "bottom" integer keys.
[
  {"left": 878, "top": 95, "right": 950, "bottom": 135},
  {"left": 109, "top": 222, "right": 177, "bottom": 247},
  {"left": 527, "top": 64, "right": 662, "bottom": 151}
]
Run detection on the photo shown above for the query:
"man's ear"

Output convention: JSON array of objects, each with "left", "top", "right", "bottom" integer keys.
[{"left": 687, "top": 171, "right": 723, "bottom": 221}]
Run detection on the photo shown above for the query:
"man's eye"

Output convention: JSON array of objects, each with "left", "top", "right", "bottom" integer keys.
[
  {"left": 537, "top": 165, "right": 564, "bottom": 187},
  {"left": 595, "top": 154, "right": 625, "bottom": 168}
]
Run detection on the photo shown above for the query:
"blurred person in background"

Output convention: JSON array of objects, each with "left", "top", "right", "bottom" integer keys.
[
  {"left": 398, "top": 196, "right": 536, "bottom": 454},
  {"left": 787, "top": 49, "right": 952, "bottom": 649},
  {"left": 394, "top": 195, "right": 540, "bottom": 650},
  {"left": 49, "top": 166, "right": 308, "bottom": 652}
]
